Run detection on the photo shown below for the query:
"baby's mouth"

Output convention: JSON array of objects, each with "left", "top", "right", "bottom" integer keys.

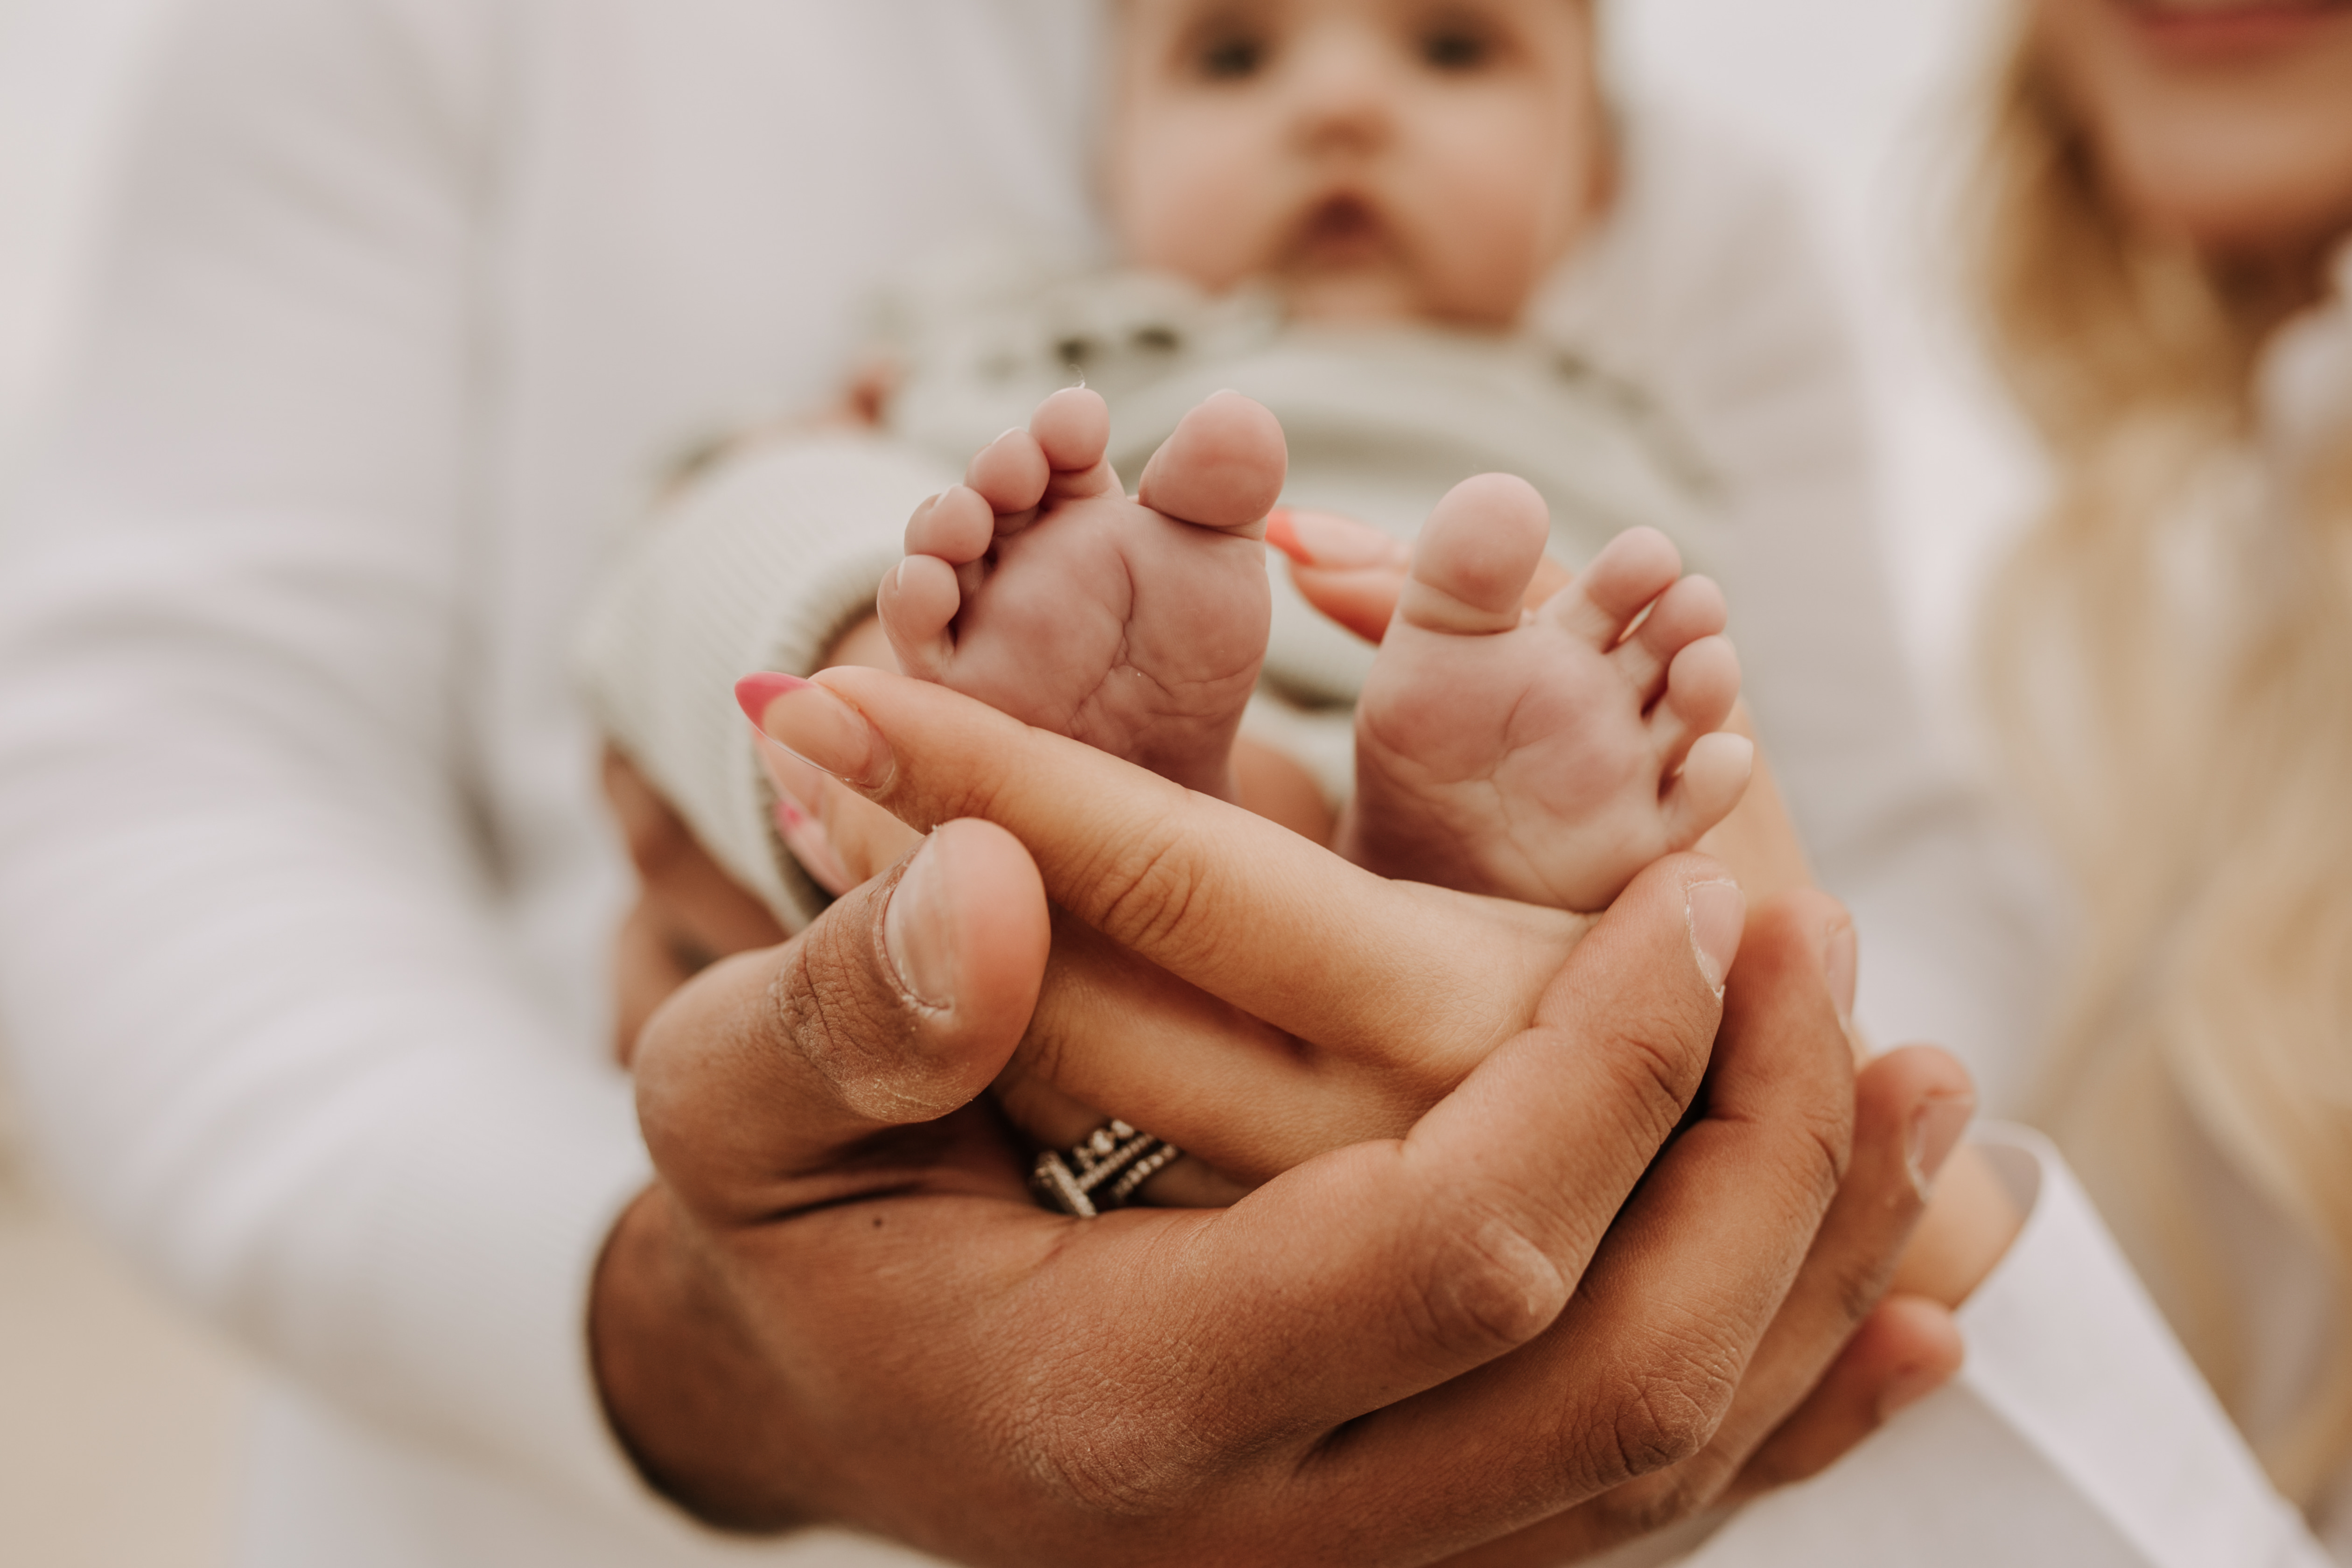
[{"left": 1291, "top": 192, "right": 1393, "bottom": 271}]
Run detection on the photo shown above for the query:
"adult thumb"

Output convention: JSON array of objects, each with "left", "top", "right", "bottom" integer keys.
[{"left": 631, "top": 819, "right": 1049, "bottom": 1225}]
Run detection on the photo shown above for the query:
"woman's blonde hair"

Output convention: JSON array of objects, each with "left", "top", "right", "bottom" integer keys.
[{"left": 1971, "top": 10, "right": 2352, "bottom": 1504}]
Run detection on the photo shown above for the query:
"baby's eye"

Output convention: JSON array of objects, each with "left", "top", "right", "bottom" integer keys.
[
  {"left": 1420, "top": 25, "right": 1493, "bottom": 71},
  {"left": 1196, "top": 29, "right": 1268, "bottom": 80}
]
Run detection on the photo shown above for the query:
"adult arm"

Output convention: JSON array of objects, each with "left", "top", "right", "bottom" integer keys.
[{"left": 0, "top": 0, "right": 658, "bottom": 1514}]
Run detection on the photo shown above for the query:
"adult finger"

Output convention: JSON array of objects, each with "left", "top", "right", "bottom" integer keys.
[
  {"left": 1004, "top": 910, "right": 1408, "bottom": 1175},
  {"left": 1572, "top": 1021, "right": 1977, "bottom": 1531},
  {"left": 1705, "top": 1040, "right": 1979, "bottom": 1499},
  {"left": 747, "top": 705, "right": 921, "bottom": 892},
  {"left": 745, "top": 667, "right": 1588, "bottom": 1074},
  {"left": 1031, "top": 853, "right": 1746, "bottom": 1459},
  {"left": 630, "top": 819, "right": 1049, "bottom": 1225},
  {"left": 1297, "top": 889, "right": 1859, "bottom": 1555},
  {"left": 1723, "top": 1292, "right": 1963, "bottom": 1499},
  {"left": 1444, "top": 969, "right": 1979, "bottom": 1563},
  {"left": 1269, "top": 505, "right": 1574, "bottom": 644}
]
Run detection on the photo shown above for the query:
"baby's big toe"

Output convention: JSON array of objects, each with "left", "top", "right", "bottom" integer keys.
[
  {"left": 1397, "top": 473, "right": 1549, "bottom": 636},
  {"left": 1136, "top": 391, "right": 1287, "bottom": 534}
]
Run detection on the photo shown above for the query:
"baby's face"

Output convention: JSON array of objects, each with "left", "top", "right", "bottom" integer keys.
[{"left": 1109, "top": 0, "right": 1605, "bottom": 328}]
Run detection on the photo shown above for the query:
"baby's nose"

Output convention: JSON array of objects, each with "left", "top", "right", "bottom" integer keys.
[{"left": 1284, "top": 28, "right": 1397, "bottom": 151}]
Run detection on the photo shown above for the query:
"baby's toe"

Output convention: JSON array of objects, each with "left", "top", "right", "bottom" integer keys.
[
  {"left": 1136, "top": 390, "right": 1287, "bottom": 534},
  {"left": 1545, "top": 527, "right": 1683, "bottom": 651},
  {"left": 903, "top": 485, "right": 997, "bottom": 565},
  {"left": 1395, "top": 473, "right": 1549, "bottom": 635},
  {"left": 1614, "top": 573, "right": 1728, "bottom": 697},
  {"left": 1029, "top": 385, "right": 1113, "bottom": 476},
  {"left": 965, "top": 427, "right": 1052, "bottom": 519},
  {"left": 1650, "top": 634, "right": 1742, "bottom": 768},
  {"left": 1661, "top": 731, "right": 1756, "bottom": 849},
  {"left": 876, "top": 552, "right": 966, "bottom": 682}
]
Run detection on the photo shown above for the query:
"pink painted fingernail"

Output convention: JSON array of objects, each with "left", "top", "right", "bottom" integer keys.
[
  {"left": 1276, "top": 508, "right": 1408, "bottom": 569},
  {"left": 735, "top": 671, "right": 811, "bottom": 728},
  {"left": 734, "top": 672, "right": 891, "bottom": 790},
  {"left": 773, "top": 798, "right": 857, "bottom": 896},
  {"left": 1264, "top": 508, "right": 1304, "bottom": 562},
  {"left": 1686, "top": 878, "right": 1746, "bottom": 995},
  {"left": 1906, "top": 1092, "right": 1975, "bottom": 1197}
]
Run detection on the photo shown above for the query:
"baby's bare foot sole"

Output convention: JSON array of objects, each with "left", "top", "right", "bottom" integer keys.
[
  {"left": 877, "top": 387, "right": 1285, "bottom": 799},
  {"left": 1344, "top": 476, "right": 1753, "bottom": 910}
]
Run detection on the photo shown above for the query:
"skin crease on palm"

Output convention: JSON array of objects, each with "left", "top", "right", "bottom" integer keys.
[
  {"left": 1107, "top": 0, "right": 1608, "bottom": 328},
  {"left": 2038, "top": 0, "right": 2352, "bottom": 273}
]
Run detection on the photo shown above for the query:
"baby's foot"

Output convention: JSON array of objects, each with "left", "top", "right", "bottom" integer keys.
[
  {"left": 877, "top": 387, "right": 1285, "bottom": 799},
  {"left": 1339, "top": 474, "right": 1754, "bottom": 910}
]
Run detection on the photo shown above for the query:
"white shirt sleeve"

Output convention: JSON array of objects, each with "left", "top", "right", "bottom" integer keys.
[
  {"left": 1673, "top": 1126, "right": 2331, "bottom": 1568},
  {"left": 0, "top": 0, "right": 661, "bottom": 1519}
]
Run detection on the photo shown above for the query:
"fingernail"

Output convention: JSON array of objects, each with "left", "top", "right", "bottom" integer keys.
[
  {"left": 736, "top": 670, "right": 808, "bottom": 727},
  {"left": 735, "top": 673, "right": 893, "bottom": 790},
  {"left": 883, "top": 834, "right": 955, "bottom": 1010},
  {"left": 1686, "top": 878, "right": 1745, "bottom": 995},
  {"left": 1906, "top": 1092, "right": 1975, "bottom": 1198},
  {"left": 1824, "top": 918, "right": 1858, "bottom": 1029},
  {"left": 1877, "top": 1361, "right": 1948, "bottom": 1422},
  {"left": 773, "top": 798, "right": 856, "bottom": 896},
  {"left": 1277, "top": 508, "right": 1408, "bottom": 568},
  {"left": 753, "top": 727, "right": 826, "bottom": 812}
]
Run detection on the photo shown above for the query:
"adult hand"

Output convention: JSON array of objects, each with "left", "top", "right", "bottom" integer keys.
[{"left": 595, "top": 669, "right": 1964, "bottom": 1562}]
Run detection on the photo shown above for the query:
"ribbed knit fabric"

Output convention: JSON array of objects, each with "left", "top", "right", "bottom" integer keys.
[{"left": 578, "top": 435, "right": 955, "bottom": 931}]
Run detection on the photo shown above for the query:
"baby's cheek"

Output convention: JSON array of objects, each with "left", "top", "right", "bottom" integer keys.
[
  {"left": 1415, "top": 147, "right": 1594, "bottom": 322},
  {"left": 1112, "top": 127, "right": 1285, "bottom": 291}
]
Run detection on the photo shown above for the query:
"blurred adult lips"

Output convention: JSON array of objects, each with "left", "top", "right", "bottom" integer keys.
[{"left": 2121, "top": 0, "right": 2352, "bottom": 55}]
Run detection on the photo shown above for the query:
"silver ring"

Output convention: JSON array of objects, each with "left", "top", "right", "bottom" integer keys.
[{"left": 1031, "top": 1119, "right": 1184, "bottom": 1217}]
